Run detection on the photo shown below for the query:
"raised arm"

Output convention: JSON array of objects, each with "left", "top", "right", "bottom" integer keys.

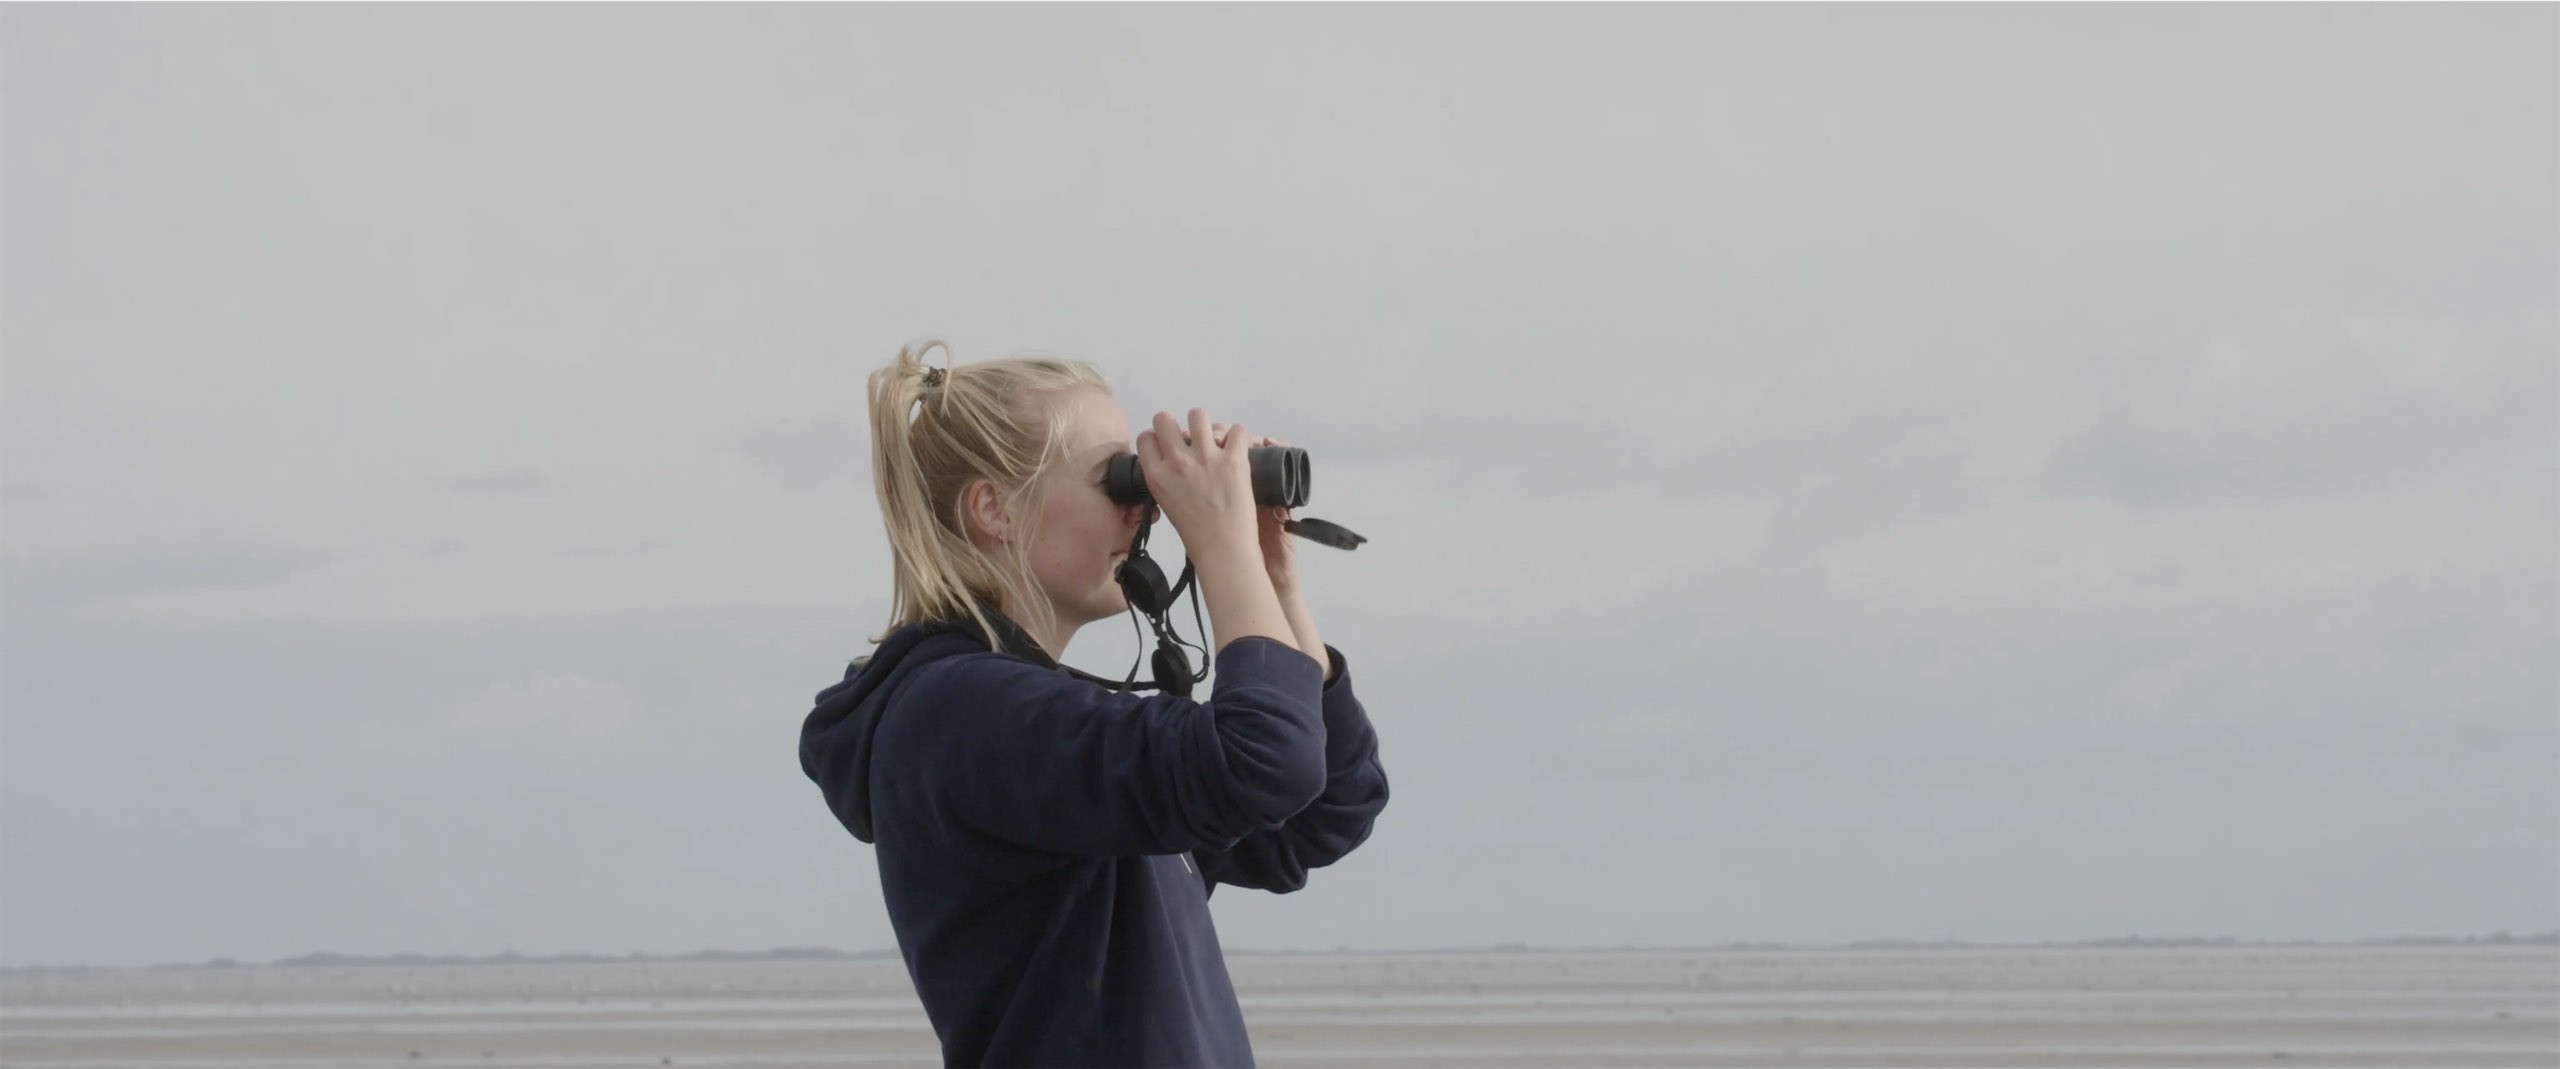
[
  {"left": 1196, "top": 645, "right": 1388, "bottom": 893},
  {"left": 911, "top": 637, "right": 1330, "bottom": 858}
]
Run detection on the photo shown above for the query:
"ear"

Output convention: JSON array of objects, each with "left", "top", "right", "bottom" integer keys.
[{"left": 960, "top": 478, "right": 1017, "bottom": 546}]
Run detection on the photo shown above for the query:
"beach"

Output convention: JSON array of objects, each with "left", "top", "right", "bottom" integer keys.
[{"left": 4, "top": 946, "right": 2553, "bottom": 1068}]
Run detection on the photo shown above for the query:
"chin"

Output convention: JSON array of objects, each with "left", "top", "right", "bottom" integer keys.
[{"left": 1060, "top": 588, "right": 1123, "bottom": 629}]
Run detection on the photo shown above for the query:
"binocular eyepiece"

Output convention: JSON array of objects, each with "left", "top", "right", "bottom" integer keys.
[{"left": 1104, "top": 446, "right": 1311, "bottom": 510}]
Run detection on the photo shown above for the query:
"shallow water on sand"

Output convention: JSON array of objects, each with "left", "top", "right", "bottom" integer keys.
[{"left": 5, "top": 946, "right": 2553, "bottom": 1068}]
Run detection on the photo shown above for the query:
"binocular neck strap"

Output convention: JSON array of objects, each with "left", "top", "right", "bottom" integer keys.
[
  {"left": 1100, "top": 507, "right": 1364, "bottom": 695},
  {"left": 1099, "top": 510, "right": 1207, "bottom": 695}
]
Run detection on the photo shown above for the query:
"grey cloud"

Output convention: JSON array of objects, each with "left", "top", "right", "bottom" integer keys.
[
  {"left": 1321, "top": 393, "right": 1978, "bottom": 501},
  {"left": 1661, "top": 402, "right": 1985, "bottom": 553},
  {"left": 2038, "top": 310, "right": 2558, "bottom": 507},
  {"left": 1320, "top": 412, "right": 1654, "bottom": 501},
  {"left": 435, "top": 469, "right": 561, "bottom": 497},
  {"left": 1321, "top": 392, "right": 1984, "bottom": 553},
  {"left": 726, "top": 417, "right": 864, "bottom": 492},
  {"left": 0, "top": 540, "right": 333, "bottom": 611},
  {"left": 556, "top": 539, "right": 671, "bottom": 561},
  {"left": 0, "top": 599, "right": 881, "bottom": 965},
  {"left": 1320, "top": 301, "right": 2552, "bottom": 559}
]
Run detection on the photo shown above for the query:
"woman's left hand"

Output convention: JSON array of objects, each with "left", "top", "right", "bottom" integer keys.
[{"left": 1214, "top": 425, "right": 1301, "bottom": 592}]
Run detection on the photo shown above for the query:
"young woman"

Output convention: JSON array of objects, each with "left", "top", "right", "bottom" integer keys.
[{"left": 799, "top": 341, "right": 1389, "bottom": 1067}]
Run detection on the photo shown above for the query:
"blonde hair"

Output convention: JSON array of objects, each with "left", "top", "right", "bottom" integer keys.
[{"left": 866, "top": 339, "right": 1113, "bottom": 653}]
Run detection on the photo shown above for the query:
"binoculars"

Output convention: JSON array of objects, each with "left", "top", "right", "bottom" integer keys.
[{"left": 1103, "top": 446, "right": 1311, "bottom": 510}]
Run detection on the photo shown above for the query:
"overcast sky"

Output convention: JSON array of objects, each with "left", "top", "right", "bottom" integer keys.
[{"left": 3, "top": 6, "right": 2553, "bottom": 969}]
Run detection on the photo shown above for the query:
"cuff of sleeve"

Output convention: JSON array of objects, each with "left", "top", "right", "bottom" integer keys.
[
  {"left": 1320, "top": 645, "right": 1350, "bottom": 691},
  {"left": 1212, "top": 636, "right": 1326, "bottom": 696},
  {"left": 1317, "top": 645, "right": 1371, "bottom": 767}
]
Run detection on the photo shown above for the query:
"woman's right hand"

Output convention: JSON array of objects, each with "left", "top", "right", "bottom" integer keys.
[
  {"left": 1134, "top": 408, "right": 1297, "bottom": 657},
  {"left": 1134, "top": 408, "right": 1261, "bottom": 566}
]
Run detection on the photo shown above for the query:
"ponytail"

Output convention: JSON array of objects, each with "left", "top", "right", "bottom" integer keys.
[{"left": 862, "top": 340, "right": 1112, "bottom": 653}]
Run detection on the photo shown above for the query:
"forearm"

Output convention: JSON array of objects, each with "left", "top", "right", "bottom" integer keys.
[
  {"left": 1276, "top": 581, "right": 1332, "bottom": 681},
  {"left": 1193, "top": 540, "right": 1296, "bottom": 655}
]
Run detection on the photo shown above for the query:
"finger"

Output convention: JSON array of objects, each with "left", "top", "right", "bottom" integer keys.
[
  {"left": 1153, "top": 411, "right": 1185, "bottom": 454},
  {"left": 1134, "top": 429, "right": 1158, "bottom": 465},
  {"left": 1188, "top": 409, "right": 1214, "bottom": 453}
]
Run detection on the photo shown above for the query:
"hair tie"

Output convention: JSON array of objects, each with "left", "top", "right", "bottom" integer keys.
[{"left": 921, "top": 366, "right": 946, "bottom": 389}]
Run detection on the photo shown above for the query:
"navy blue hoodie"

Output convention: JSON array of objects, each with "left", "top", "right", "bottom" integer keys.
[{"left": 799, "top": 612, "right": 1388, "bottom": 1068}]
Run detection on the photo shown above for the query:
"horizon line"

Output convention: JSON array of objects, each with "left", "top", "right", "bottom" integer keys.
[{"left": 10, "top": 929, "right": 2557, "bottom": 972}]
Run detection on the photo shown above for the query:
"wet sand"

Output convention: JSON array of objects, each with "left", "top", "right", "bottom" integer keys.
[{"left": 4, "top": 946, "right": 2553, "bottom": 1067}]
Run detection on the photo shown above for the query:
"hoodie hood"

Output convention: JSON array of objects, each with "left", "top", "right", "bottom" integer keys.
[{"left": 798, "top": 613, "right": 1056, "bottom": 843}]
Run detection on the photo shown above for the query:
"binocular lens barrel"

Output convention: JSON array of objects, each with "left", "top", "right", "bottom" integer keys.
[{"left": 1105, "top": 446, "right": 1310, "bottom": 509}]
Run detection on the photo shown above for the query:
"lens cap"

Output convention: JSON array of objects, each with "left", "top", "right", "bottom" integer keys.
[{"left": 1283, "top": 516, "right": 1368, "bottom": 551}]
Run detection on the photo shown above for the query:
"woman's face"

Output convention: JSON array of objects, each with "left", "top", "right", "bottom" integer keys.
[{"left": 1020, "top": 386, "right": 1146, "bottom": 635}]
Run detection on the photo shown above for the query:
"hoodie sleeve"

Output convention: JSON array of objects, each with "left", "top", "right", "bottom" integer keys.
[
  {"left": 1194, "top": 645, "right": 1388, "bottom": 893},
  {"left": 912, "top": 636, "right": 1330, "bottom": 859}
]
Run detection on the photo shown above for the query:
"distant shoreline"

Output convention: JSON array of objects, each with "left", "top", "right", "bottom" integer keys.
[{"left": 7, "top": 931, "right": 2554, "bottom": 973}]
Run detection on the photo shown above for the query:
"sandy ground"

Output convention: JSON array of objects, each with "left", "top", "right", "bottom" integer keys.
[{"left": 3, "top": 946, "right": 2553, "bottom": 1067}]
